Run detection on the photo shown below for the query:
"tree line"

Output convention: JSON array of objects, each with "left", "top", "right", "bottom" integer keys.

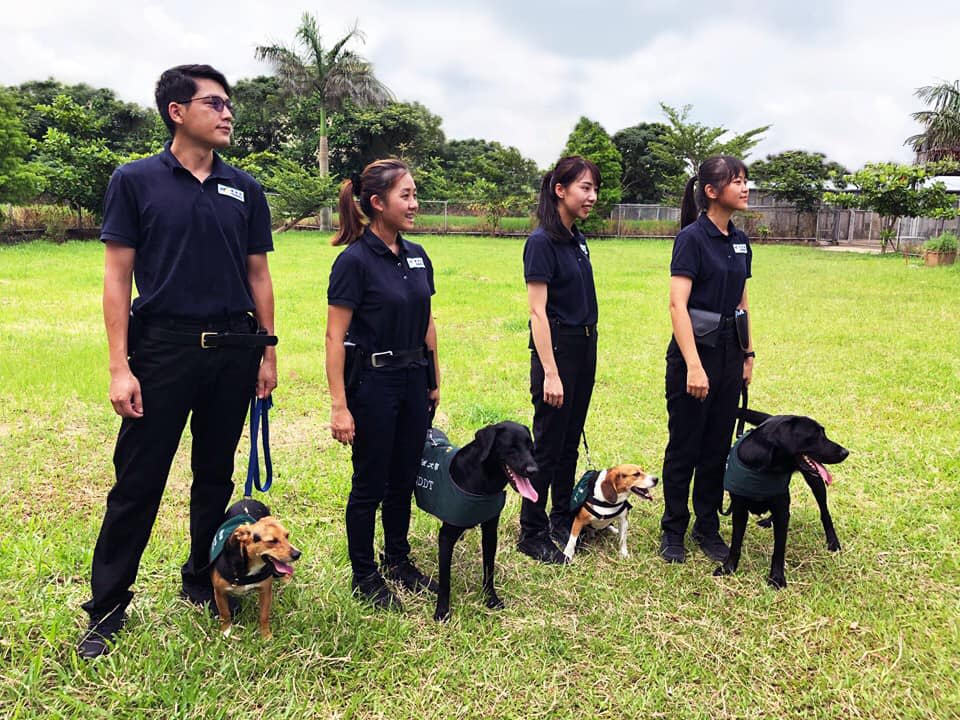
[{"left": 1, "top": 13, "right": 958, "bottom": 237}]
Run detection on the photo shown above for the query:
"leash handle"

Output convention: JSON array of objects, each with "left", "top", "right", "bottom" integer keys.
[
  {"left": 736, "top": 382, "right": 749, "bottom": 439},
  {"left": 245, "top": 395, "right": 273, "bottom": 496}
]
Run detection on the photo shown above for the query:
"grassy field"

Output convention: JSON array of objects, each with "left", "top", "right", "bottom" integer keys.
[{"left": 1, "top": 234, "right": 958, "bottom": 719}]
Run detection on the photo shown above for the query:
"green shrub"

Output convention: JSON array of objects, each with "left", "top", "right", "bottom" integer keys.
[{"left": 923, "top": 231, "right": 959, "bottom": 252}]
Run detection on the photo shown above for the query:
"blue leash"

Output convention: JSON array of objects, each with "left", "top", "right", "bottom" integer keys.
[{"left": 245, "top": 396, "right": 273, "bottom": 496}]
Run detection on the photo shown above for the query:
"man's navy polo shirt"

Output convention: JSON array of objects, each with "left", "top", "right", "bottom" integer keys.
[
  {"left": 327, "top": 227, "right": 435, "bottom": 354},
  {"left": 523, "top": 225, "right": 598, "bottom": 326},
  {"left": 100, "top": 143, "right": 273, "bottom": 318},
  {"left": 670, "top": 214, "right": 752, "bottom": 317}
]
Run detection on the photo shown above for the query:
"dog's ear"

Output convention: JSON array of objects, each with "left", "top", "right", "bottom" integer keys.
[
  {"left": 232, "top": 525, "right": 253, "bottom": 546},
  {"left": 600, "top": 471, "right": 618, "bottom": 503},
  {"left": 471, "top": 425, "right": 500, "bottom": 463}
]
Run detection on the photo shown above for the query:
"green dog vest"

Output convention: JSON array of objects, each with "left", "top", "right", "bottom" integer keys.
[
  {"left": 723, "top": 432, "right": 792, "bottom": 499},
  {"left": 414, "top": 429, "right": 506, "bottom": 527}
]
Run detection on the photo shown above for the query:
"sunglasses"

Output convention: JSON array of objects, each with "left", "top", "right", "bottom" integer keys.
[{"left": 178, "top": 95, "right": 233, "bottom": 113}]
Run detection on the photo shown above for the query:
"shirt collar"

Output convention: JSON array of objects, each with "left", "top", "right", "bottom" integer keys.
[
  {"left": 160, "top": 141, "right": 234, "bottom": 181},
  {"left": 362, "top": 226, "right": 408, "bottom": 256},
  {"left": 697, "top": 213, "right": 738, "bottom": 240}
]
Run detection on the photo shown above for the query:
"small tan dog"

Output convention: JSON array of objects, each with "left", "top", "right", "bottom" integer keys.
[
  {"left": 209, "top": 499, "right": 301, "bottom": 639},
  {"left": 562, "top": 464, "right": 658, "bottom": 560}
]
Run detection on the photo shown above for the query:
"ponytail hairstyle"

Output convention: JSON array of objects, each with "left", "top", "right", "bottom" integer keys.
[
  {"left": 332, "top": 158, "right": 411, "bottom": 246},
  {"left": 536, "top": 155, "right": 601, "bottom": 242},
  {"left": 680, "top": 155, "right": 749, "bottom": 228}
]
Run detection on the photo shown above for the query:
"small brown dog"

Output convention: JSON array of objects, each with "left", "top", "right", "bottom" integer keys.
[
  {"left": 562, "top": 464, "right": 658, "bottom": 560},
  {"left": 209, "top": 499, "right": 301, "bottom": 639}
]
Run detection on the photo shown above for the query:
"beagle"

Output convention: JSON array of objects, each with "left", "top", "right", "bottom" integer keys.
[{"left": 562, "top": 464, "right": 658, "bottom": 560}]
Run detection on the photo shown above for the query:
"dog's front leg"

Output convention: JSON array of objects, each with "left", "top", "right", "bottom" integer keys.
[
  {"left": 767, "top": 496, "right": 790, "bottom": 589},
  {"left": 618, "top": 514, "right": 629, "bottom": 557},
  {"left": 257, "top": 580, "right": 274, "bottom": 639},
  {"left": 480, "top": 517, "right": 504, "bottom": 611},
  {"left": 435, "top": 523, "right": 466, "bottom": 622},
  {"left": 715, "top": 499, "right": 748, "bottom": 576},
  {"left": 563, "top": 514, "right": 587, "bottom": 560},
  {"left": 212, "top": 575, "right": 234, "bottom": 637},
  {"left": 804, "top": 474, "right": 841, "bottom": 552}
]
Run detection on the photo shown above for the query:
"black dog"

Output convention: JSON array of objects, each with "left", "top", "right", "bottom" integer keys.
[
  {"left": 714, "top": 414, "right": 849, "bottom": 589},
  {"left": 415, "top": 421, "right": 538, "bottom": 621}
]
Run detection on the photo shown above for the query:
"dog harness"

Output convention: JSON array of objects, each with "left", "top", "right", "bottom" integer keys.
[
  {"left": 414, "top": 429, "right": 506, "bottom": 528},
  {"left": 723, "top": 432, "right": 792, "bottom": 499},
  {"left": 208, "top": 513, "right": 276, "bottom": 586},
  {"left": 569, "top": 470, "right": 631, "bottom": 519}
]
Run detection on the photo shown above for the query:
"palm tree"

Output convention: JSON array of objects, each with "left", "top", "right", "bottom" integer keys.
[
  {"left": 907, "top": 80, "right": 960, "bottom": 163},
  {"left": 255, "top": 13, "right": 393, "bottom": 176}
]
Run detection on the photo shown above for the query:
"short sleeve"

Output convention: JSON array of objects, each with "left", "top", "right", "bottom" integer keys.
[
  {"left": 246, "top": 181, "right": 274, "bottom": 254},
  {"left": 743, "top": 232, "right": 753, "bottom": 279},
  {"left": 523, "top": 233, "right": 555, "bottom": 283},
  {"left": 424, "top": 250, "right": 436, "bottom": 296},
  {"left": 670, "top": 229, "right": 699, "bottom": 279},
  {"left": 100, "top": 170, "right": 139, "bottom": 247},
  {"left": 327, "top": 250, "right": 365, "bottom": 309}
]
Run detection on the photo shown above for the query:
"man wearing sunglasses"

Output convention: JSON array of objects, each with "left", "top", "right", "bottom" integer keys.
[{"left": 78, "top": 64, "right": 277, "bottom": 659}]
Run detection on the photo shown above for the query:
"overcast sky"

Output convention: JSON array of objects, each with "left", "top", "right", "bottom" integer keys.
[{"left": 4, "top": 1, "right": 958, "bottom": 170}]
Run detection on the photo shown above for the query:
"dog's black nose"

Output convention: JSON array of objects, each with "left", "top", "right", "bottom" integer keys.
[
  {"left": 839, "top": 448, "right": 849, "bottom": 461},
  {"left": 291, "top": 548, "right": 302, "bottom": 561},
  {"left": 524, "top": 463, "right": 538, "bottom": 476},
  {"left": 648, "top": 475, "right": 660, "bottom": 486}
]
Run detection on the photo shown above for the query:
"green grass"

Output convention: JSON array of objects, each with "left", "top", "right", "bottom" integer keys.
[{"left": 1, "top": 235, "right": 958, "bottom": 719}]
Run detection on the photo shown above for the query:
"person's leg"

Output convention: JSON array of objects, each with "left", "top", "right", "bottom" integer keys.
[
  {"left": 82, "top": 340, "right": 195, "bottom": 626},
  {"left": 181, "top": 343, "right": 262, "bottom": 597}
]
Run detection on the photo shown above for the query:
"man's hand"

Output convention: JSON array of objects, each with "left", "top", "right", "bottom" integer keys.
[
  {"left": 256, "top": 353, "right": 278, "bottom": 399},
  {"left": 110, "top": 368, "right": 143, "bottom": 417}
]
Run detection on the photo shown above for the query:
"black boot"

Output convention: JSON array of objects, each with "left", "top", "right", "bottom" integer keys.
[
  {"left": 381, "top": 554, "right": 439, "bottom": 594},
  {"left": 351, "top": 570, "right": 403, "bottom": 611},
  {"left": 77, "top": 608, "right": 127, "bottom": 660}
]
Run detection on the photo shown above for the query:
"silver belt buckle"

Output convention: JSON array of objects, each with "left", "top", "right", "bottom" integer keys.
[{"left": 370, "top": 350, "right": 393, "bottom": 368}]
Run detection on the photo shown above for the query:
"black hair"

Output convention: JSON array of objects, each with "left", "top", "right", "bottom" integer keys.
[
  {"left": 680, "top": 155, "right": 749, "bottom": 228},
  {"left": 333, "top": 158, "right": 411, "bottom": 246},
  {"left": 155, "top": 64, "right": 231, "bottom": 136},
  {"left": 536, "top": 156, "right": 601, "bottom": 241}
]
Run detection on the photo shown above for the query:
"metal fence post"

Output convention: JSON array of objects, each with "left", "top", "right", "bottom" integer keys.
[{"left": 443, "top": 201, "right": 448, "bottom": 234}]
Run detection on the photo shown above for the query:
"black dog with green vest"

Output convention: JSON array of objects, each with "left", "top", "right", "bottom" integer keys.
[
  {"left": 714, "top": 414, "right": 849, "bottom": 589},
  {"left": 415, "top": 422, "right": 539, "bottom": 621}
]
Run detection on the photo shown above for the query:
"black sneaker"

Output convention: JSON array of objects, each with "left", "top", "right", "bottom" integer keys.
[
  {"left": 517, "top": 534, "right": 569, "bottom": 565},
  {"left": 659, "top": 534, "right": 686, "bottom": 564},
  {"left": 692, "top": 531, "right": 730, "bottom": 563},
  {"left": 381, "top": 555, "right": 439, "bottom": 594},
  {"left": 352, "top": 570, "right": 403, "bottom": 611},
  {"left": 77, "top": 609, "right": 127, "bottom": 660}
]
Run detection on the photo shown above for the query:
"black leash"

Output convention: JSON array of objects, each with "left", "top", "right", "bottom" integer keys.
[
  {"left": 581, "top": 429, "right": 594, "bottom": 469},
  {"left": 722, "top": 383, "right": 751, "bottom": 516}
]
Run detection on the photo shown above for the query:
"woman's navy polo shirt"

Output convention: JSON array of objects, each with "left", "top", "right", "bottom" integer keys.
[
  {"left": 99, "top": 143, "right": 274, "bottom": 319},
  {"left": 670, "top": 214, "right": 752, "bottom": 316},
  {"left": 327, "top": 227, "right": 435, "bottom": 354},
  {"left": 523, "top": 225, "right": 598, "bottom": 327}
]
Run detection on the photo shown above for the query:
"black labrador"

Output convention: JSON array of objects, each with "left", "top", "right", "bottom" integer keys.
[
  {"left": 415, "top": 421, "right": 538, "bottom": 621},
  {"left": 714, "top": 414, "right": 849, "bottom": 589}
]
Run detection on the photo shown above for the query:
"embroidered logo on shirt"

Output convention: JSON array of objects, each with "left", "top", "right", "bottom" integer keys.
[
  {"left": 217, "top": 184, "right": 245, "bottom": 202},
  {"left": 579, "top": 243, "right": 589, "bottom": 257},
  {"left": 407, "top": 257, "right": 426, "bottom": 269},
  {"left": 733, "top": 243, "right": 748, "bottom": 254}
]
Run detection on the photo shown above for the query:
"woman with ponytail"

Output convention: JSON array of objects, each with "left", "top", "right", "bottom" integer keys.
[
  {"left": 518, "top": 156, "right": 601, "bottom": 565},
  {"left": 659, "top": 155, "right": 755, "bottom": 564},
  {"left": 325, "top": 159, "right": 440, "bottom": 610}
]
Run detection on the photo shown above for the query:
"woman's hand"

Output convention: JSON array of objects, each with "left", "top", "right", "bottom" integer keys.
[
  {"left": 743, "top": 357, "right": 754, "bottom": 386},
  {"left": 330, "top": 405, "right": 355, "bottom": 445},
  {"left": 686, "top": 365, "right": 709, "bottom": 401},
  {"left": 544, "top": 371, "right": 564, "bottom": 408},
  {"left": 428, "top": 387, "right": 440, "bottom": 412}
]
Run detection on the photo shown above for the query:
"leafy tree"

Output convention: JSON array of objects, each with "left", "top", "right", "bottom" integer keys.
[
  {"left": 824, "top": 162, "right": 960, "bottom": 253},
  {"left": 255, "top": 13, "right": 393, "bottom": 177},
  {"left": 651, "top": 103, "right": 769, "bottom": 202},
  {"left": 562, "top": 116, "right": 623, "bottom": 233},
  {"left": 612, "top": 122, "right": 684, "bottom": 203},
  {"left": 442, "top": 139, "right": 539, "bottom": 198},
  {"left": 906, "top": 80, "right": 960, "bottom": 164},
  {"left": 227, "top": 76, "right": 291, "bottom": 158},
  {"left": 751, "top": 150, "right": 848, "bottom": 235},
  {"left": 236, "top": 152, "right": 338, "bottom": 232},
  {"left": 0, "top": 89, "right": 45, "bottom": 207},
  {"left": 33, "top": 95, "right": 120, "bottom": 223}
]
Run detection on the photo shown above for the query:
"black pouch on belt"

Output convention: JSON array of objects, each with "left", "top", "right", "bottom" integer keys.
[
  {"left": 688, "top": 308, "right": 722, "bottom": 348},
  {"left": 734, "top": 308, "right": 750, "bottom": 352},
  {"left": 343, "top": 342, "right": 362, "bottom": 393}
]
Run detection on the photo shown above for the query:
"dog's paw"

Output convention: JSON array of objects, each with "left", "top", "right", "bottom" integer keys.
[
  {"left": 433, "top": 606, "right": 451, "bottom": 622},
  {"left": 714, "top": 564, "right": 734, "bottom": 577},
  {"left": 259, "top": 629, "right": 274, "bottom": 641},
  {"left": 619, "top": 549, "right": 629, "bottom": 558},
  {"left": 220, "top": 624, "right": 233, "bottom": 638},
  {"left": 767, "top": 575, "right": 787, "bottom": 590},
  {"left": 485, "top": 595, "right": 505, "bottom": 611},
  {"left": 826, "top": 536, "right": 842, "bottom": 552}
]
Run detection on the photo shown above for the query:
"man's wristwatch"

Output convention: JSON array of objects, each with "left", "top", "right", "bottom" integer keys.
[{"left": 743, "top": 351, "right": 756, "bottom": 359}]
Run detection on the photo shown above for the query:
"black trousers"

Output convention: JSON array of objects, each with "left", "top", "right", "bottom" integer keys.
[
  {"left": 82, "top": 315, "right": 262, "bottom": 621},
  {"left": 520, "top": 331, "right": 597, "bottom": 540},
  {"left": 660, "top": 329, "right": 742, "bottom": 540},
  {"left": 345, "top": 365, "right": 430, "bottom": 580}
]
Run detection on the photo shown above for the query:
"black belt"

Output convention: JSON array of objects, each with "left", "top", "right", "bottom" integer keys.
[
  {"left": 553, "top": 323, "right": 597, "bottom": 337},
  {"left": 363, "top": 347, "right": 426, "bottom": 368},
  {"left": 141, "top": 325, "right": 278, "bottom": 349}
]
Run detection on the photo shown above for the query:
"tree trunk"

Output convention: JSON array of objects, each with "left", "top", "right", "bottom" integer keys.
[{"left": 317, "top": 105, "right": 331, "bottom": 231}]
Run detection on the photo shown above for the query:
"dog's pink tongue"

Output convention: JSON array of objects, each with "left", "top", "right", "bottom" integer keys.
[
  {"left": 514, "top": 474, "right": 539, "bottom": 502},
  {"left": 811, "top": 458, "right": 833, "bottom": 485},
  {"left": 272, "top": 560, "right": 295, "bottom": 576}
]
